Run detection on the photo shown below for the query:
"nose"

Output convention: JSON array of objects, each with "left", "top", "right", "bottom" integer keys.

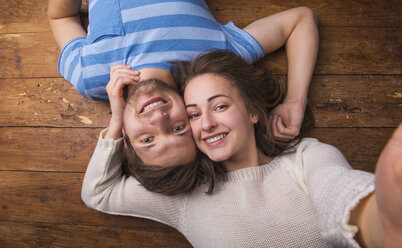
[
  {"left": 149, "top": 110, "right": 169, "bottom": 126},
  {"left": 201, "top": 112, "right": 216, "bottom": 132}
]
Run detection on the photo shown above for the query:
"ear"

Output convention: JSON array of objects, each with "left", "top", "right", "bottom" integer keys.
[
  {"left": 250, "top": 113, "right": 259, "bottom": 124},
  {"left": 122, "top": 127, "right": 128, "bottom": 149}
]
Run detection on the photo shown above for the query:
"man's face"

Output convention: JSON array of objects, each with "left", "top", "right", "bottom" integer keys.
[{"left": 123, "top": 79, "right": 196, "bottom": 167}]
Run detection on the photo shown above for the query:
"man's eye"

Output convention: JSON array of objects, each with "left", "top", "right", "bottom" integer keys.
[
  {"left": 188, "top": 113, "right": 200, "bottom": 119},
  {"left": 172, "top": 125, "right": 184, "bottom": 132},
  {"left": 141, "top": 137, "right": 153, "bottom": 143}
]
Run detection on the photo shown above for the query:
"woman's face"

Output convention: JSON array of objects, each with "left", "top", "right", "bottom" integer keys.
[{"left": 184, "top": 73, "right": 259, "bottom": 169}]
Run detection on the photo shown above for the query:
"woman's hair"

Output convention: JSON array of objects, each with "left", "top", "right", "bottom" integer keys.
[
  {"left": 122, "top": 131, "right": 225, "bottom": 196},
  {"left": 172, "top": 50, "right": 305, "bottom": 160}
]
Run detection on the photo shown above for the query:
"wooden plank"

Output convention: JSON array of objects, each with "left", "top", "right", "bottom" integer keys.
[
  {"left": 207, "top": 0, "right": 402, "bottom": 27},
  {"left": 264, "top": 27, "right": 402, "bottom": 75},
  {"left": 309, "top": 75, "right": 402, "bottom": 128},
  {"left": 0, "top": 220, "right": 190, "bottom": 248},
  {"left": 0, "top": 127, "right": 394, "bottom": 173},
  {"left": 0, "top": 33, "right": 59, "bottom": 78},
  {"left": 1, "top": 27, "right": 400, "bottom": 79},
  {"left": 1, "top": 76, "right": 400, "bottom": 128},
  {"left": 0, "top": 127, "right": 101, "bottom": 172},
  {"left": 0, "top": 0, "right": 89, "bottom": 34},
  {"left": 0, "top": 0, "right": 49, "bottom": 34},
  {"left": 1, "top": 0, "right": 400, "bottom": 34},
  {"left": 0, "top": 78, "right": 110, "bottom": 127}
]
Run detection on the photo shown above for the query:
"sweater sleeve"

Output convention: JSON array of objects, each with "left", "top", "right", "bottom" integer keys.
[
  {"left": 81, "top": 129, "right": 185, "bottom": 228},
  {"left": 291, "top": 138, "right": 375, "bottom": 248}
]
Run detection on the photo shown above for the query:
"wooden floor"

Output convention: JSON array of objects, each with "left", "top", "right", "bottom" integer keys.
[{"left": 0, "top": 0, "right": 401, "bottom": 247}]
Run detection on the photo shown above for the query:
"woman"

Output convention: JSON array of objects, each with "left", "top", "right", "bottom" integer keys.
[{"left": 82, "top": 51, "right": 401, "bottom": 247}]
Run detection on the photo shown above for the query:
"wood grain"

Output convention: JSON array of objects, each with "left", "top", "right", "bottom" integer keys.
[
  {"left": 264, "top": 27, "right": 402, "bottom": 75},
  {"left": 0, "top": 171, "right": 171, "bottom": 229},
  {"left": 1, "top": 0, "right": 400, "bottom": 34},
  {"left": 0, "top": 127, "right": 100, "bottom": 172},
  {"left": 0, "top": 220, "right": 190, "bottom": 248},
  {"left": 207, "top": 0, "right": 402, "bottom": 27},
  {"left": 0, "top": 78, "right": 110, "bottom": 127}
]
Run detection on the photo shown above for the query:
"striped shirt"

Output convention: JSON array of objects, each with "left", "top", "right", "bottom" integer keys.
[{"left": 58, "top": 0, "right": 264, "bottom": 100}]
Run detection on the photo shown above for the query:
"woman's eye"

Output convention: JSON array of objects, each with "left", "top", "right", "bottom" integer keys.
[
  {"left": 188, "top": 113, "right": 200, "bottom": 120},
  {"left": 216, "top": 105, "right": 228, "bottom": 111},
  {"left": 172, "top": 125, "right": 184, "bottom": 132},
  {"left": 141, "top": 137, "right": 153, "bottom": 143}
]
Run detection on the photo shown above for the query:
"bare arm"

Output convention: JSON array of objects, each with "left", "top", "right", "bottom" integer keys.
[
  {"left": 244, "top": 7, "right": 319, "bottom": 139},
  {"left": 48, "top": 0, "right": 87, "bottom": 50},
  {"left": 350, "top": 124, "right": 402, "bottom": 248}
]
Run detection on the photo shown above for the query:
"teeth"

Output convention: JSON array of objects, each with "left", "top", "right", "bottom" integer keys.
[
  {"left": 205, "top": 134, "right": 227, "bottom": 143},
  {"left": 143, "top": 100, "right": 164, "bottom": 112}
]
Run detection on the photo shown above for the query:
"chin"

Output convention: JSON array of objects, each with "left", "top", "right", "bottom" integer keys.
[{"left": 207, "top": 152, "right": 230, "bottom": 163}]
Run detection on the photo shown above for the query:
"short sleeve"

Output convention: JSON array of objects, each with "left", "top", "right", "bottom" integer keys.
[
  {"left": 220, "top": 21, "right": 265, "bottom": 63},
  {"left": 57, "top": 37, "right": 87, "bottom": 97}
]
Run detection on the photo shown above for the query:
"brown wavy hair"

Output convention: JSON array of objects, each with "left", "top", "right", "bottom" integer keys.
[{"left": 172, "top": 50, "right": 305, "bottom": 171}]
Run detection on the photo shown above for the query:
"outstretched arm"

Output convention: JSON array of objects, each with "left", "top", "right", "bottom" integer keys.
[
  {"left": 243, "top": 7, "right": 319, "bottom": 139},
  {"left": 350, "top": 123, "right": 402, "bottom": 248},
  {"left": 48, "top": 0, "right": 87, "bottom": 50}
]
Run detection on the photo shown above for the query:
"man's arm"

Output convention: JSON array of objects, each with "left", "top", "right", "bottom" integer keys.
[
  {"left": 243, "top": 7, "right": 319, "bottom": 139},
  {"left": 48, "top": 0, "right": 87, "bottom": 50}
]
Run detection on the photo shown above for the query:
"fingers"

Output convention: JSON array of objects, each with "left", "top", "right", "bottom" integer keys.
[
  {"left": 110, "top": 65, "right": 140, "bottom": 82},
  {"left": 270, "top": 115, "right": 300, "bottom": 140},
  {"left": 107, "top": 65, "right": 140, "bottom": 95}
]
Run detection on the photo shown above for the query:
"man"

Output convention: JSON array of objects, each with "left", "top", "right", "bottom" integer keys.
[{"left": 48, "top": 0, "right": 319, "bottom": 167}]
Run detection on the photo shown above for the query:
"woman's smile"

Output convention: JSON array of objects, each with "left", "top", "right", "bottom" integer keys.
[{"left": 203, "top": 132, "right": 228, "bottom": 145}]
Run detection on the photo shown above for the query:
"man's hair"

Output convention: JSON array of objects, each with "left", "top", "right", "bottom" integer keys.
[{"left": 172, "top": 50, "right": 311, "bottom": 165}]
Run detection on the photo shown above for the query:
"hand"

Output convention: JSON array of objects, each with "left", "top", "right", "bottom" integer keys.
[
  {"left": 105, "top": 65, "right": 140, "bottom": 139},
  {"left": 269, "top": 100, "right": 306, "bottom": 140},
  {"left": 375, "top": 123, "right": 402, "bottom": 247}
]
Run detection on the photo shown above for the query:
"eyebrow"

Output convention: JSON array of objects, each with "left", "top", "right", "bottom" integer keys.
[{"left": 185, "top": 94, "right": 230, "bottom": 108}]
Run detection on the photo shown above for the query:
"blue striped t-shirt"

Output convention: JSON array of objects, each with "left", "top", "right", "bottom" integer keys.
[{"left": 58, "top": 0, "right": 264, "bottom": 100}]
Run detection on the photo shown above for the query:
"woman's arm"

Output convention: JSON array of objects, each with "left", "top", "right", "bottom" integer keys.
[
  {"left": 296, "top": 139, "right": 375, "bottom": 247},
  {"left": 48, "top": 0, "right": 87, "bottom": 50},
  {"left": 350, "top": 124, "right": 402, "bottom": 248},
  {"left": 243, "top": 7, "right": 319, "bottom": 140}
]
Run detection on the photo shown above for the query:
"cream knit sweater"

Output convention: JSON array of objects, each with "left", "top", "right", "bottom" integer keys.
[{"left": 81, "top": 129, "right": 375, "bottom": 247}]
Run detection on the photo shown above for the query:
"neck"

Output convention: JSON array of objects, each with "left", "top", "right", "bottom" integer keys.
[
  {"left": 223, "top": 149, "right": 272, "bottom": 172},
  {"left": 138, "top": 68, "right": 176, "bottom": 89}
]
